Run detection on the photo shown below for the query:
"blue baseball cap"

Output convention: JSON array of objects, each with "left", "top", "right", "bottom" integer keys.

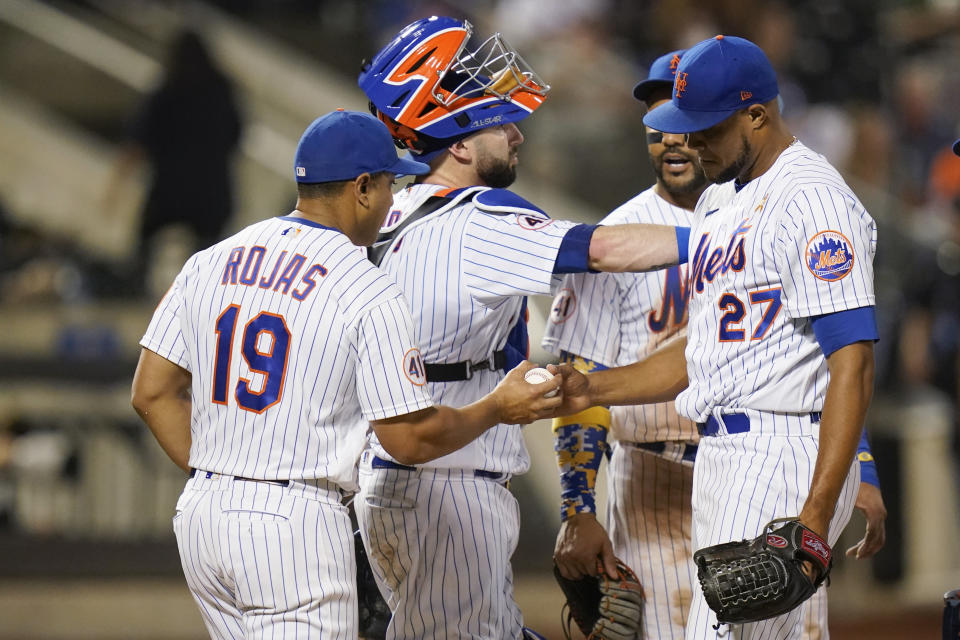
[
  {"left": 954, "top": 139, "right": 960, "bottom": 156},
  {"left": 643, "top": 35, "right": 779, "bottom": 134},
  {"left": 632, "top": 49, "right": 686, "bottom": 104},
  {"left": 294, "top": 110, "right": 430, "bottom": 183}
]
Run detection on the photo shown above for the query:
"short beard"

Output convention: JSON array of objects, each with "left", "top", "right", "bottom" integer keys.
[
  {"left": 712, "top": 135, "right": 752, "bottom": 184},
  {"left": 654, "top": 155, "right": 708, "bottom": 198},
  {"left": 476, "top": 152, "right": 517, "bottom": 188}
]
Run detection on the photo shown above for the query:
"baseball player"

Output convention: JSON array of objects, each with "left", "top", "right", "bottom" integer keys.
[
  {"left": 552, "top": 35, "right": 880, "bottom": 640},
  {"left": 546, "top": 50, "right": 886, "bottom": 639},
  {"left": 353, "top": 16, "right": 652, "bottom": 640},
  {"left": 130, "top": 109, "right": 564, "bottom": 639}
]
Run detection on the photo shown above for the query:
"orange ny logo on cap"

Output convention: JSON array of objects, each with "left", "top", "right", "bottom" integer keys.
[
  {"left": 675, "top": 72, "right": 689, "bottom": 98},
  {"left": 669, "top": 54, "right": 681, "bottom": 74}
]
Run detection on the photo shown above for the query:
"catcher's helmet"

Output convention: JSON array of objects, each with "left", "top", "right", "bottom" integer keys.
[{"left": 358, "top": 16, "right": 549, "bottom": 156}]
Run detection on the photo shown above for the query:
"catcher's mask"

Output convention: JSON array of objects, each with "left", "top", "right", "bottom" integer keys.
[{"left": 358, "top": 16, "right": 549, "bottom": 156}]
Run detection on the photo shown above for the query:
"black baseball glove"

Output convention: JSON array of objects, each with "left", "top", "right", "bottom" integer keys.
[
  {"left": 554, "top": 559, "right": 645, "bottom": 640},
  {"left": 693, "top": 517, "right": 832, "bottom": 625},
  {"left": 355, "top": 528, "right": 391, "bottom": 639}
]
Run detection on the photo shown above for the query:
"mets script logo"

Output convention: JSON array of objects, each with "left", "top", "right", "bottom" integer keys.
[
  {"left": 675, "top": 72, "right": 689, "bottom": 98},
  {"left": 550, "top": 288, "right": 576, "bottom": 324},
  {"left": 766, "top": 534, "right": 788, "bottom": 549},
  {"left": 805, "top": 230, "right": 854, "bottom": 282},
  {"left": 689, "top": 219, "right": 752, "bottom": 295},
  {"left": 801, "top": 530, "right": 831, "bottom": 564},
  {"left": 403, "top": 348, "right": 427, "bottom": 386}
]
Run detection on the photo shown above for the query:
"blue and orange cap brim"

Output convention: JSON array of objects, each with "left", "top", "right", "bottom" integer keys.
[{"left": 642, "top": 100, "right": 736, "bottom": 134}]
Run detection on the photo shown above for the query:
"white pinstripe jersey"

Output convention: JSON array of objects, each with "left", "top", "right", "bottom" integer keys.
[
  {"left": 677, "top": 141, "right": 877, "bottom": 423},
  {"left": 140, "top": 216, "right": 434, "bottom": 489},
  {"left": 542, "top": 187, "right": 699, "bottom": 443},
  {"left": 369, "top": 183, "right": 578, "bottom": 473}
]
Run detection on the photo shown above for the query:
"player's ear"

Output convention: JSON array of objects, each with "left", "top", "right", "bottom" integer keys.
[
  {"left": 353, "top": 173, "right": 372, "bottom": 206},
  {"left": 746, "top": 103, "right": 769, "bottom": 130},
  {"left": 446, "top": 138, "right": 473, "bottom": 164}
]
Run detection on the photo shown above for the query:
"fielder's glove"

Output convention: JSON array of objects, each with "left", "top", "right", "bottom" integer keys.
[
  {"left": 693, "top": 517, "right": 832, "bottom": 625},
  {"left": 355, "top": 529, "right": 390, "bottom": 639},
  {"left": 554, "top": 559, "right": 645, "bottom": 640}
]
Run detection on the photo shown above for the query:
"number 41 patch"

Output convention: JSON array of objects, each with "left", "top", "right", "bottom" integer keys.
[
  {"left": 517, "top": 213, "right": 553, "bottom": 231},
  {"left": 403, "top": 348, "right": 427, "bottom": 386}
]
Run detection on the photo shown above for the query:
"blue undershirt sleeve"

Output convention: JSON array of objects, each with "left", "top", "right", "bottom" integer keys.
[
  {"left": 676, "top": 226, "right": 690, "bottom": 264},
  {"left": 554, "top": 224, "right": 598, "bottom": 274},
  {"left": 810, "top": 306, "right": 879, "bottom": 357},
  {"left": 856, "top": 429, "right": 880, "bottom": 488}
]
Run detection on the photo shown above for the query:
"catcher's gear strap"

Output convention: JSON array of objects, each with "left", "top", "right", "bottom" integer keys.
[
  {"left": 424, "top": 349, "right": 508, "bottom": 382},
  {"left": 367, "top": 186, "right": 486, "bottom": 267},
  {"left": 554, "top": 351, "right": 610, "bottom": 520}
]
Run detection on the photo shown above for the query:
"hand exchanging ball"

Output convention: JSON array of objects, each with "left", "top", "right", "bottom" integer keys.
[{"left": 524, "top": 367, "right": 559, "bottom": 398}]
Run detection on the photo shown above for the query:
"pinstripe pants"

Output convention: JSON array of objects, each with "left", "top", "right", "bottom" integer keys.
[
  {"left": 607, "top": 442, "right": 697, "bottom": 639},
  {"left": 172, "top": 473, "right": 357, "bottom": 639},
  {"left": 685, "top": 432, "right": 859, "bottom": 640},
  {"left": 356, "top": 462, "right": 523, "bottom": 640}
]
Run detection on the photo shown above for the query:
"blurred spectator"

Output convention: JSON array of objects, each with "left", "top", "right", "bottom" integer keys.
[
  {"left": 899, "top": 194, "right": 960, "bottom": 461},
  {"left": 0, "top": 199, "right": 132, "bottom": 302},
  {"left": 495, "top": 0, "right": 650, "bottom": 211},
  {"left": 105, "top": 29, "right": 242, "bottom": 293},
  {"left": 889, "top": 60, "right": 954, "bottom": 209}
]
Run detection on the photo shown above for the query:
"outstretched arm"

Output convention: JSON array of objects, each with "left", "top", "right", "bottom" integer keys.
[
  {"left": 588, "top": 224, "right": 684, "bottom": 273},
  {"left": 553, "top": 335, "right": 689, "bottom": 416},
  {"left": 372, "top": 361, "right": 562, "bottom": 465}
]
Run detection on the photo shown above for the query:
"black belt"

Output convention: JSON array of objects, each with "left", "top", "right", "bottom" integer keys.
[
  {"left": 424, "top": 350, "right": 507, "bottom": 382},
  {"left": 625, "top": 441, "right": 698, "bottom": 463},
  {"left": 189, "top": 468, "right": 289, "bottom": 487},
  {"left": 371, "top": 455, "right": 507, "bottom": 482}
]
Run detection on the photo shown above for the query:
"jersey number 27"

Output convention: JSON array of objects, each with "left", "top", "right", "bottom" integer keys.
[{"left": 212, "top": 305, "right": 291, "bottom": 413}]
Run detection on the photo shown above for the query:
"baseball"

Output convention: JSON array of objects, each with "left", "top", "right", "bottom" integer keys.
[{"left": 524, "top": 367, "right": 558, "bottom": 397}]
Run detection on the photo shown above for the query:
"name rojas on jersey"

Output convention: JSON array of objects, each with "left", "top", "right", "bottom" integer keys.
[
  {"left": 141, "top": 216, "right": 434, "bottom": 489},
  {"left": 676, "top": 142, "right": 877, "bottom": 423}
]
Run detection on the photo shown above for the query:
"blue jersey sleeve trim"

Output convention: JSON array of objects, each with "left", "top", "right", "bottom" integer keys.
[
  {"left": 857, "top": 429, "right": 880, "bottom": 488},
  {"left": 676, "top": 226, "right": 690, "bottom": 264},
  {"left": 554, "top": 224, "right": 599, "bottom": 274},
  {"left": 810, "top": 306, "right": 879, "bottom": 357}
]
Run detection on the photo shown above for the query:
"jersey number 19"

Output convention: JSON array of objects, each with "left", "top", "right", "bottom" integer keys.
[{"left": 212, "top": 304, "right": 291, "bottom": 413}]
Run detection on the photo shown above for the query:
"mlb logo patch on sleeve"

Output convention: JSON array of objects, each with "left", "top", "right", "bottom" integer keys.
[{"left": 805, "top": 230, "right": 854, "bottom": 282}]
